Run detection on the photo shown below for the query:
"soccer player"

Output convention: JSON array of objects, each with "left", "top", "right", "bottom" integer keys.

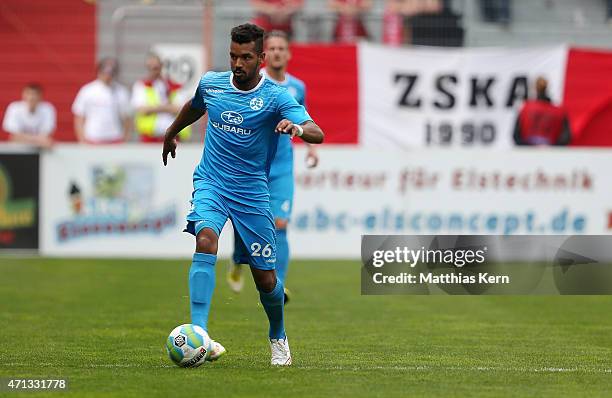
[
  {"left": 162, "top": 24, "right": 324, "bottom": 366},
  {"left": 227, "top": 31, "right": 318, "bottom": 302}
]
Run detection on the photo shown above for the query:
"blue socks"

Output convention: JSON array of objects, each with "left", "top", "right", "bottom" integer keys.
[
  {"left": 258, "top": 278, "right": 286, "bottom": 339},
  {"left": 275, "top": 228, "right": 289, "bottom": 284},
  {"left": 189, "top": 252, "right": 216, "bottom": 332},
  {"left": 259, "top": 228, "right": 288, "bottom": 339},
  {"left": 190, "top": 251, "right": 286, "bottom": 340}
]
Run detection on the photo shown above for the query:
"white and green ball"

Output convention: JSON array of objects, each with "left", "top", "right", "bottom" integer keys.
[{"left": 166, "top": 324, "right": 212, "bottom": 367}]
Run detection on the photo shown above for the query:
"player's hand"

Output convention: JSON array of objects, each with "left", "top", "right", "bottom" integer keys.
[
  {"left": 305, "top": 146, "right": 319, "bottom": 168},
  {"left": 275, "top": 119, "right": 299, "bottom": 138},
  {"left": 162, "top": 135, "right": 177, "bottom": 166}
]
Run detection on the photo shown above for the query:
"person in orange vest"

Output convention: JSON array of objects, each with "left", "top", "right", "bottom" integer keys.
[
  {"left": 131, "top": 53, "right": 191, "bottom": 143},
  {"left": 514, "top": 77, "right": 571, "bottom": 146}
]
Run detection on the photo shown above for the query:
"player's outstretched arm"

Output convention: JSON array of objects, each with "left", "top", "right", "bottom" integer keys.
[
  {"left": 275, "top": 119, "right": 324, "bottom": 144},
  {"left": 162, "top": 100, "right": 206, "bottom": 166},
  {"left": 165, "top": 99, "right": 206, "bottom": 139}
]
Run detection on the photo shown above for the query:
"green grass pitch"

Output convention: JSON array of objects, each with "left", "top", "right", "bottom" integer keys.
[{"left": 0, "top": 258, "right": 610, "bottom": 397}]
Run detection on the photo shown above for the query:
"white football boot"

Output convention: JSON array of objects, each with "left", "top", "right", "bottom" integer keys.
[
  {"left": 226, "top": 260, "right": 244, "bottom": 293},
  {"left": 270, "top": 337, "right": 292, "bottom": 366},
  {"left": 206, "top": 340, "right": 227, "bottom": 361}
]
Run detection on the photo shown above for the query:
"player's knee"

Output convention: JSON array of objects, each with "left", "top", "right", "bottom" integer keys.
[
  {"left": 275, "top": 218, "right": 288, "bottom": 230},
  {"left": 195, "top": 229, "right": 218, "bottom": 254},
  {"left": 253, "top": 269, "right": 277, "bottom": 293}
]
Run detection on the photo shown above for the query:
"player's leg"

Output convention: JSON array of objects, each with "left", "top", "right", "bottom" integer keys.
[
  {"left": 184, "top": 190, "right": 229, "bottom": 361},
  {"left": 269, "top": 172, "right": 294, "bottom": 302},
  {"left": 190, "top": 226, "right": 219, "bottom": 332},
  {"left": 274, "top": 219, "right": 290, "bottom": 281},
  {"left": 226, "top": 228, "right": 250, "bottom": 293},
  {"left": 249, "top": 267, "right": 285, "bottom": 340},
  {"left": 230, "top": 204, "right": 291, "bottom": 365},
  {"left": 274, "top": 218, "right": 292, "bottom": 303},
  {"left": 250, "top": 266, "right": 291, "bottom": 366}
]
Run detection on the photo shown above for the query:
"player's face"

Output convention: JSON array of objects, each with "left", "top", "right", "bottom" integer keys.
[
  {"left": 230, "top": 41, "right": 264, "bottom": 84},
  {"left": 265, "top": 36, "right": 290, "bottom": 70}
]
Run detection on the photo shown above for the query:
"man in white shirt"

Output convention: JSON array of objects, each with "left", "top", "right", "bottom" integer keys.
[
  {"left": 131, "top": 53, "right": 190, "bottom": 143},
  {"left": 2, "top": 83, "right": 56, "bottom": 149},
  {"left": 72, "top": 57, "right": 131, "bottom": 144}
]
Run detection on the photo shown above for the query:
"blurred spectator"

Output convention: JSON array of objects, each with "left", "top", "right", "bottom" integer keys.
[
  {"left": 608, "top": 0, "right": 612, "bottom": 20},
  {"left": 383, "top": 0, "right": 405, "bottom": 46},
  {"left": 72, "top": 57, "right": 131, "bottom": 144},
  {"left": 132, "top": 53, "right": 190, "bottom": 143},
  {"left": 251, "top": 0, "right": 304, "bottom": 38},
  {"left": 329, "top": 0, "right": 372, "bottom": 43},
  {"left": 2, "top": 83, "right": 56, "bottom": 149},
  {"left": 411, "top": 0, "right": 463, "bottom": 47},
  {"left": 480, "top": 0, "right": 511, "bottom": 24},
  {"left": 383, "top": 0, "right": 443, "bottom": 45},
  {"left": 514, "top": 77, "right": 571, "bottom": 146}
]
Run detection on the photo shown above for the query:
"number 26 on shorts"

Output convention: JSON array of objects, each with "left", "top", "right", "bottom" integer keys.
[{"left": 250, "top": 242, "right": 272, "bottom": 258}]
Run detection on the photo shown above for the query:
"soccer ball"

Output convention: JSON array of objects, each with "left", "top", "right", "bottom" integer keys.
[{"left": 165, "top": 324, "right": 212, "bottom": 368}]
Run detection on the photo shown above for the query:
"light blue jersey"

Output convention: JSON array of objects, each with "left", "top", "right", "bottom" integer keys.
[
  {"left": 231, "top": 70, "right": 308, "bottom": 270},
  {"left": 267, "top": 72, "right": 307, "bottom": 180},
  {"left": 186, "top": 71, "right": 311, "bottom": 271},
  {"left": 190, "top": 71, "right": 311, "bottom": 206}
]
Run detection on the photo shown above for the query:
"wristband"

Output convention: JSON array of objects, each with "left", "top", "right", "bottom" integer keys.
[{"left": 294, "top": 124, "right": 304, "bottom": 137}]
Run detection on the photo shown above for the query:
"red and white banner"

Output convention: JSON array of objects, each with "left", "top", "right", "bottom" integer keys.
[
  {"left": 358, "top": 44, "right": 568, "bottom": 149},
  {"left": 289, "top": 44, "right": 612, "bottom": 148}
]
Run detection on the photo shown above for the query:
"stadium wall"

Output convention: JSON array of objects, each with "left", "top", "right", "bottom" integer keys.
[{"left": 0, "top": 0, "right": 96, "bottom": 142}]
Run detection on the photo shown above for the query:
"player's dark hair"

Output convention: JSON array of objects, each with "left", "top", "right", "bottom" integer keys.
[
  {"left": 264, "top": 30, "right": 290, "bottom": 44},
  {"left": 231, "top": 23, "right": 264, "bottom": 54},
  {"left": 24, "top": 82, "right": 43, "bottom": 93}
]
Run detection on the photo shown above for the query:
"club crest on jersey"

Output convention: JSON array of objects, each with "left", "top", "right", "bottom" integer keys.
[
  {"left": 250, "top": 97, "right": 264, "bottom": 111},
  {"left": 221, "top": 111, "right": 244, "bottom": 125}
]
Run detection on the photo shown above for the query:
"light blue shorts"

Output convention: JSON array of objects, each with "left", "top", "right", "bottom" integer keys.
[
  {"left": 233, "top": 171, "right": 293, "bottom": 265},
  {"left": 185, "top": 187, "right": 276, "bottom": 270}
]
